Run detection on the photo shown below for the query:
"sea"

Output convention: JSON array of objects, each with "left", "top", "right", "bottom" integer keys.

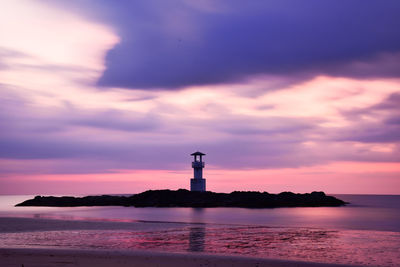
[{"left": 0, "top": 194, "right": 399, "bottom": 266}]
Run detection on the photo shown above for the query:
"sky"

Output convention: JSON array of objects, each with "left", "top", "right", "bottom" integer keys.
[{"left": 0, "top": 0, "right": 399, "bottom": 195}]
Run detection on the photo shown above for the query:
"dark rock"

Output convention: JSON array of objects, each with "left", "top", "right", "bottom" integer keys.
[{"left": 15, "top": 189, "right": 347, "bottom": 208}]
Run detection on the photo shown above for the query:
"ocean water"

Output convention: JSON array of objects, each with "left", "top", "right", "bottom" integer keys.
[
  {"left": 1, "top": 194, "right": 399, "bottom": 266},
  {"left": 1, "top": 194, "right": 399, "bottom": 232}
]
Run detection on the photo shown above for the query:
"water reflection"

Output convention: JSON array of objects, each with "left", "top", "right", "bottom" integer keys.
[
  {"left": 2, "top": 195, "right": 399, "bottom": 232},
  {"left": 188, "top": 226, "right": 205, "bottom": 252},
  {"left": 188, "top": 208, "right": 205, "bottom": 252}
]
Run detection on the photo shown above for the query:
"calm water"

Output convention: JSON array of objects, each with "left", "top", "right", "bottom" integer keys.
[
  {"left": 1, "top": 194, "right": 400, "bottom": 266},
  {"left": 0, "top": 194, "right": 399, "bottom": 232}
]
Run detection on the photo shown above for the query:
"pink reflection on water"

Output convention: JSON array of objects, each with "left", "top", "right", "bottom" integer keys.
[{"left": 1, "top": 226, "right": 399, "bottom": 266}]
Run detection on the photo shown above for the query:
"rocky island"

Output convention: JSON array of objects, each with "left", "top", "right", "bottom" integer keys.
[{"left": 16, "top": 189, "right": 346, "bottom": 208}]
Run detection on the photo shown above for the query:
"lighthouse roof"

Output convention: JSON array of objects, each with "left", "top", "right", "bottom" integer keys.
[{"left": 191, "top": 151, "right": 206, "bottom": 156}]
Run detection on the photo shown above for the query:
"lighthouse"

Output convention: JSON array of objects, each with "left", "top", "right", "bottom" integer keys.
[{"left": 190, "top": 151, "right": 206, "bottom": 192}]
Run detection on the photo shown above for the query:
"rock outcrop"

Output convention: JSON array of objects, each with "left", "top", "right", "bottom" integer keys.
[{"left": 16, "top": 189, "right": 347, "bottom": 208}]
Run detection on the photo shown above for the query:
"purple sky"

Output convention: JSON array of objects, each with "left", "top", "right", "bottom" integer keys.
[{"left": 0, "top": 0, "right": 399, "bottom": 194}]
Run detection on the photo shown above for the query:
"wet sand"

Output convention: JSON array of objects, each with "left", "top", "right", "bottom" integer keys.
[
  {"left": 0, "top": 248, "right": 358, "bottom": 267},
  {"left": 1, "top": 217, "right": 398, "bottom": 266},
  {"left": 0, "top": 216, "right": 186, "bottom": 233}
]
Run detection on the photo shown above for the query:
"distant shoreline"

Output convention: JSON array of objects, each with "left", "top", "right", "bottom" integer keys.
[{"left": 15, "top": 189, "right": 347, "bottom": 208}]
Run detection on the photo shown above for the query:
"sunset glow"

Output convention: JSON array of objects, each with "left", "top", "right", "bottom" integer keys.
[{"left": 1, "top": 0, "right": 399, "bottom": 195}]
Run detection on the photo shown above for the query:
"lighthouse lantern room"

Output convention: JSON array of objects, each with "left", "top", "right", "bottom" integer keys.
[{"left": 190, "top": 151, "right": 206, "bottom": 192}]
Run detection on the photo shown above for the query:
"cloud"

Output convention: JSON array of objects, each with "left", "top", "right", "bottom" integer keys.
[
  {"left": 70, "top": 110, "right": 161, "bottom": 132},
  {"left": 374, "top": 92, "right": 400, "bottom": 110},
  {"left": 1, "top": 87, "right": 398, "bottom": 174},
  {"left": 0, "top": 47, "right": 29, "bottom": 60},
  {"left": 0, "top": 47, "right": 30, "bottom": 70},
  {"left": 44, "top": 0, "right": 400, "bottom": 90},
  {"left": 1, "top": 63, "right": 399, "bottom": 177},
  {"left": 213, "top": 116, "right": 318, "bottom": 136},
  {"left": 336, "top": 92, "right": 400, "bottom": 143}
]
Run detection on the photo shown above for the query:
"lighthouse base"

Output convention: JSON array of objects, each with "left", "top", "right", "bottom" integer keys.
[{"left": 190, "top": 178, "right": 206, "bottom": 192}]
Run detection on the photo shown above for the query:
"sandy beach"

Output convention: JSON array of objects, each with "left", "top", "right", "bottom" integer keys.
[{"left": 0, "top": 248, "right": 360, "bottom": 267}]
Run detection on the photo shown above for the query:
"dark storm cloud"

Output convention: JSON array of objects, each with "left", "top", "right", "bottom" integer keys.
[{"left": 45, "top": 0, "right": 400, "bottom": 89}]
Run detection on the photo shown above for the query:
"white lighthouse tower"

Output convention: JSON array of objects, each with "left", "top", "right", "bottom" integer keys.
[{"left": 190, "top": 151, "right": 206, "bottom": 192}]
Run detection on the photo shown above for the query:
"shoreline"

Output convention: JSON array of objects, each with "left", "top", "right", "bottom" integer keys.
[
  {"left": 0, "top": 247, "right": 361, "bottom": 267},
  {"left": 0, "top": 216, "right": 399, "bottom": 266}
]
